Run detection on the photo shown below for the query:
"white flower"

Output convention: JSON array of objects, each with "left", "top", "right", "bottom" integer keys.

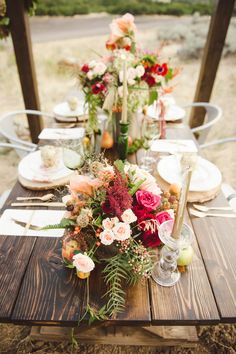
[
  {"left": 62, "top": 195, "right": 72, "bottom": 205},
  {"left": 112, "top": 222, "right": 131, "bottom": 241},
  {"left": 120, "top": 67, "right": 137, "bottom": 86},
  {"left": 100, "top": 229, "right": 115, "bottom": 245},
  {"left": 111, "top": 217, "right": 119, "bottom": 225},
  {"left": 118, "top": 85, "right": 124, "bottom": 98},
  {"left": 126, "top": 164, "right": 162, "bottom": 196},
  {"left": 93, "top": 62, "right": 107, "bottom": 76},
  {"left": 135, "top": 65, "right": 145, "bottom": 78},
  {"left": 87, "top": 70, "right": 94, "bottom": 80},
  {"left": 72, "top": 253, "right": 95, "bottom": 273},
  {"left": 166, "top": 209, "right": 175, "bottom": 219},
  {"left": 121, "top": 209, "right": 137, "bottom": 224},
  {"left": 88, "top": 60, "right": 96, "bottom": 68},
  {"left": 102, "top": 217, "right": 114, "bottom": 230}
]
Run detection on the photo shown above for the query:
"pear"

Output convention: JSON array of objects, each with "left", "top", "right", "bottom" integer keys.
[{"left": 101, "top": 131, "right": 114, "bottom": 149}]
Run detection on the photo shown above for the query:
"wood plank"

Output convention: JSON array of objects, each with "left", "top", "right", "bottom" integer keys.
[
  {"left": 31, "top": 325, "right": 198, "bottom": 347},
  {"left": 6, "top": 0, "right": 43, "bottom": 143},
  {"left": 189, "top": 192, "right": 236, "bottom": 322},
  {"left": 11, "top": 237, "right": 86, "bottom": 326},
  {"left": 189, "top": 0, "right": 235, "bottom": 128},
  {"left": 75, "top": 262, "right": 151, "bottom": 326},
  {"left": 0, "top": 235, "right": 36, "bottom": 322},
  {"left": 149, "top": 212, "right": 219, "bottom": 325}
]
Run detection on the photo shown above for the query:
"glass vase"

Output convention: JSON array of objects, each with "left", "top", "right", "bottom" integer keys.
[
  {"left": 151, "top": 219, "right": 193, "bottom": 287},
  {"left": 117, "top": 122, "right": 129, "bottom": 161}
]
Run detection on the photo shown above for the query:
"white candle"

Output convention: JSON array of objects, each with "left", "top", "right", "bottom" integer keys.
[{"left": 121, "top": 59, "right": 128, "bottom": 124}]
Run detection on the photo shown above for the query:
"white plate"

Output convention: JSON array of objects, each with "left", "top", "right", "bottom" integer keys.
[
  {"left": 38, "top": 128, "right": 85, "bottom": 140},
  {"left": 18, "top": 150, "right": 72, "bottom": 183},
  {"left": 53, "top": 101, "right": 87, "bottom": 118},
  {"left": 157, "top": 155, "right": 222, "bottom": 192},
  {"left": 147, "top": 105, "right": 186, "bottom": 121}
]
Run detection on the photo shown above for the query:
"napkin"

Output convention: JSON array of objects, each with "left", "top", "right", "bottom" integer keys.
[
  {"left": 0, "top": 209, "right": 66, "bottom": 237},
  {"left": 151, "top": 139, "right": 198, "bottom": 153},
  {"left": 38, "top": 128, "right": 85, "bottom": 140}
]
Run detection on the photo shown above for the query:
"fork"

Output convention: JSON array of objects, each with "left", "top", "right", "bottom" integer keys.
[
  {"left": 189, "top": 208, "right": 236, "bottom": 218},
  {"left": 193, "top": 204, "right": 234, "bottom": 212}
]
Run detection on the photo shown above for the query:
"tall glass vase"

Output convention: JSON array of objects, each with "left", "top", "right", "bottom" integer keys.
[
  {"left": 152, "top": 220, "right": 193, "bottom": 287},
  {"left": 117, "top": 122, "right": 129, "bottom": 161}
]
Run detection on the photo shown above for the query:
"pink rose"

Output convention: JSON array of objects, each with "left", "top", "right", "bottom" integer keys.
[
  {"left": 155, "top": 211, "right": 173, "bottom": 224},
  {"left": 72, "top": 253, "right": 95, "bottom": 273},
  {"left": 136, "top": 190, "right": 161, "bottom": 211},
  {"left": 112, "top": 222, "right": 131, "bottom": 241},
  {"left": 70, "top": 175, "right": 101, "bottom": 196}
]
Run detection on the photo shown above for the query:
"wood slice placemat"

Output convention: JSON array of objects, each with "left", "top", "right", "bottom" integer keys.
[
  {"left": 18, "top": 174, "right": 73, "bottom": 191},
  {"left": 155, "top": 171, "right": 221, "bottom": 203}
]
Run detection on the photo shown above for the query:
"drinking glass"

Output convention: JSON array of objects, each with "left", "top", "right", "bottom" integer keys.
[
  {"left": 62, "top": 139, "right": 85, "bottom": 170},
  {"left": 151, "top": 219, "right": 194, "bottom": 287},
  {"left": 140, "top": 116, "right": 160, "bottom": 172}
]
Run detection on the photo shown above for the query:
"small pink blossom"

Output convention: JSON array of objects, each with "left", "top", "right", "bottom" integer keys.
[
  {"left": 121, "top": 209, "right": 137, "bottom": 224},
  {"left": 102, "top": 217, "right": 114, "bottom": 230},
  {"left": 72, "top": 253, "right": 95, "bottom": 273},
  {"left": 112, "top": 222, "right": 131, "bottom": 241},
  {"left": 100, "top": 229, "right": 115, "bottom": 245}
]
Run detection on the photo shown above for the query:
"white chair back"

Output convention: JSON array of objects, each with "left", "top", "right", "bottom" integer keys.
[
  {"left": 0, "top": 110, "right": 55, "bottom": 157},
  {"left": 184, "top": 102, "right": 222, "bottom": 145}
]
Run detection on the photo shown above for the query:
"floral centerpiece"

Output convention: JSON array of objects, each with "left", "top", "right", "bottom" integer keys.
[
  {"left": 56, "top": 157, "right": 179, "bottom": 321},
  {"left": 78, "top": 13, "right": 179, "bottom": 137}
]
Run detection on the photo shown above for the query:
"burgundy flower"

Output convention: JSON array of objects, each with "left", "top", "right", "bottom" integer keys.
[
  {"left": 142, "top": 230, "right": 161, "bottom": 248},
  {"left": 145, "top": 75, "right": 156, "bottom": 87},
  {"left": 102, "top": 169, "right": 132, "bottom": 218},
  {"left": 91, "top": 83, "right": 105, "bottom": 95},
  {"left": 136, "top": 190, "right": 161, "bottom": 211},
  {"left": 132, "top": 204, "right": 149, "bottom": 221},
  {"left": 81, "top": 64, "right": 89, "bottom": 73},
  {"left": 152, "top": 63, "right": 168, "bottom": 76}
]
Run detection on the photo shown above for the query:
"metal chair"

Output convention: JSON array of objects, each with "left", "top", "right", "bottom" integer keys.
[
  {"left": 184, "top": 102, "right": 223, "bottom": 145},
  {"left": 200, "top": 137, "right": 236, "bottom": 149},
  {"left": 0, "top": 110, "right": 55, "bottom": 157}
]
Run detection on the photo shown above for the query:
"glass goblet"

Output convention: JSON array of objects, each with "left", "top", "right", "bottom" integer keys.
[
  {"left": 140, "top": 116, "right": 160, "bottom": 172},
  {"left": 151, "top": 219, "right": 194, "bottom": 287},
  {"left": 62, "top": 139, "right": 85, "bottom": 170}
]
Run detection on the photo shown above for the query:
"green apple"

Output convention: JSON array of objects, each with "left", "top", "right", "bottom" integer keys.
[{"left": 177, "top": 245, "right": 194, "bottom": 266}]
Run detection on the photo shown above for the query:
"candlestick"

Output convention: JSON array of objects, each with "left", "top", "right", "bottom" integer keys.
[
  {"left": 121, "top": 59, "right": 128, "bottom": 124},
  {"left": 172, "top": 167, "right": 192, "bottom": 240}
]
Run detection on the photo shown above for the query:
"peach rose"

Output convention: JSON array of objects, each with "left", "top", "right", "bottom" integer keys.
[
  {"left": 70, "top": 175, "right": 101, "bottom": 196},
  {"left": 72, "top": 253, "right": 95, "bottom": 273},
  {"left": 112, "top": 222, "right": 131, "bottom": 241},
  {"left": 110, "top": 13, "right": 136, "bottom": 38},
  {"left": 100, "top": 229, "right": 115, "bottom": 245},
  {"left": 121, "top": 209, "right": 137, "bottom": 224}
]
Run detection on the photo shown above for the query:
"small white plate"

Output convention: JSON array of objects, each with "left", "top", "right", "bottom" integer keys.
[
  {"left": 18, "top": 150, "right": 71, "bottom": 183},
  {"left": 38, "top": 128, "right": 85, "bottom": 140},
  {"left": 53, "top": 101, "right": 87, "bottom": 118},
  {"left": 147, "top": 105, "right": 186, "bottom": 121},
  {"left": 157, "top": 155, "right": 222, "bottom": 192}
]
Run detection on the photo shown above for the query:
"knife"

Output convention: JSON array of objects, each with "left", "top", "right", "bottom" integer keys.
[
  {"left": 11, "top": 202, "right": 64, "bottom": 207},
  {"left": 11, "top": 218, "right": 42, "bottom": 231}
]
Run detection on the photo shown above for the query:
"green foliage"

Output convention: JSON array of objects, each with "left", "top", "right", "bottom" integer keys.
[
  {"left": 42, "top": 218, "right": 76, "bottom": 230},
  {"left": 34, "top": 0, "right": 220, "bottom": 17}
]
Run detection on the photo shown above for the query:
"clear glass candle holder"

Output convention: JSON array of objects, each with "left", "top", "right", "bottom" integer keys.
[{"left": 152, "top": 219, "right": 193, "bottom": 287}]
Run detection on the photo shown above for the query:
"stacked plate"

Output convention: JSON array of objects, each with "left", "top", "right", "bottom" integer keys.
[
  {"left": 53, "top": 101, "right": 88, "bottom": 123},
  {"left": 18, "top": 150, "right": 73, "bottom": 190},
  {"left": 157, "top": 155, "right": 222, "bottom": 192}
]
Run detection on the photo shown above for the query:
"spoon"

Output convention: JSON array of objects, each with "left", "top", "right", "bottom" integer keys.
[{"left": 16, "top": 193, "right": 54, "bottom": 202}]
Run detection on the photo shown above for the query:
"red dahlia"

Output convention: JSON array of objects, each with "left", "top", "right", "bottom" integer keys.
[{"left": 91, "top": 83, "right": 105, "bottom": 95}]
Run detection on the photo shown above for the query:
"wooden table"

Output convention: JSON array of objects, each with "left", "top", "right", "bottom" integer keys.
[{"left": 0, "top": 124, "right": 236, "bottom": 346}]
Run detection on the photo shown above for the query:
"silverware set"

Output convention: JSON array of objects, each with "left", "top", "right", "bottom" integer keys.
[
  {"left": 190, "top": 204, "right": 236, "bottom": 218},
  {"left": 11, "top": 193, "right": 64, "bottom": 207}
]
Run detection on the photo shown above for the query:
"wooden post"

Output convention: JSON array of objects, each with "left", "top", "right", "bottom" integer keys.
[
  {"left": 6, "top": 0, "right": 43, "bottom": 143},
  {"left": 189, "top": 0, "right": 235, "bottom": 129}
]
